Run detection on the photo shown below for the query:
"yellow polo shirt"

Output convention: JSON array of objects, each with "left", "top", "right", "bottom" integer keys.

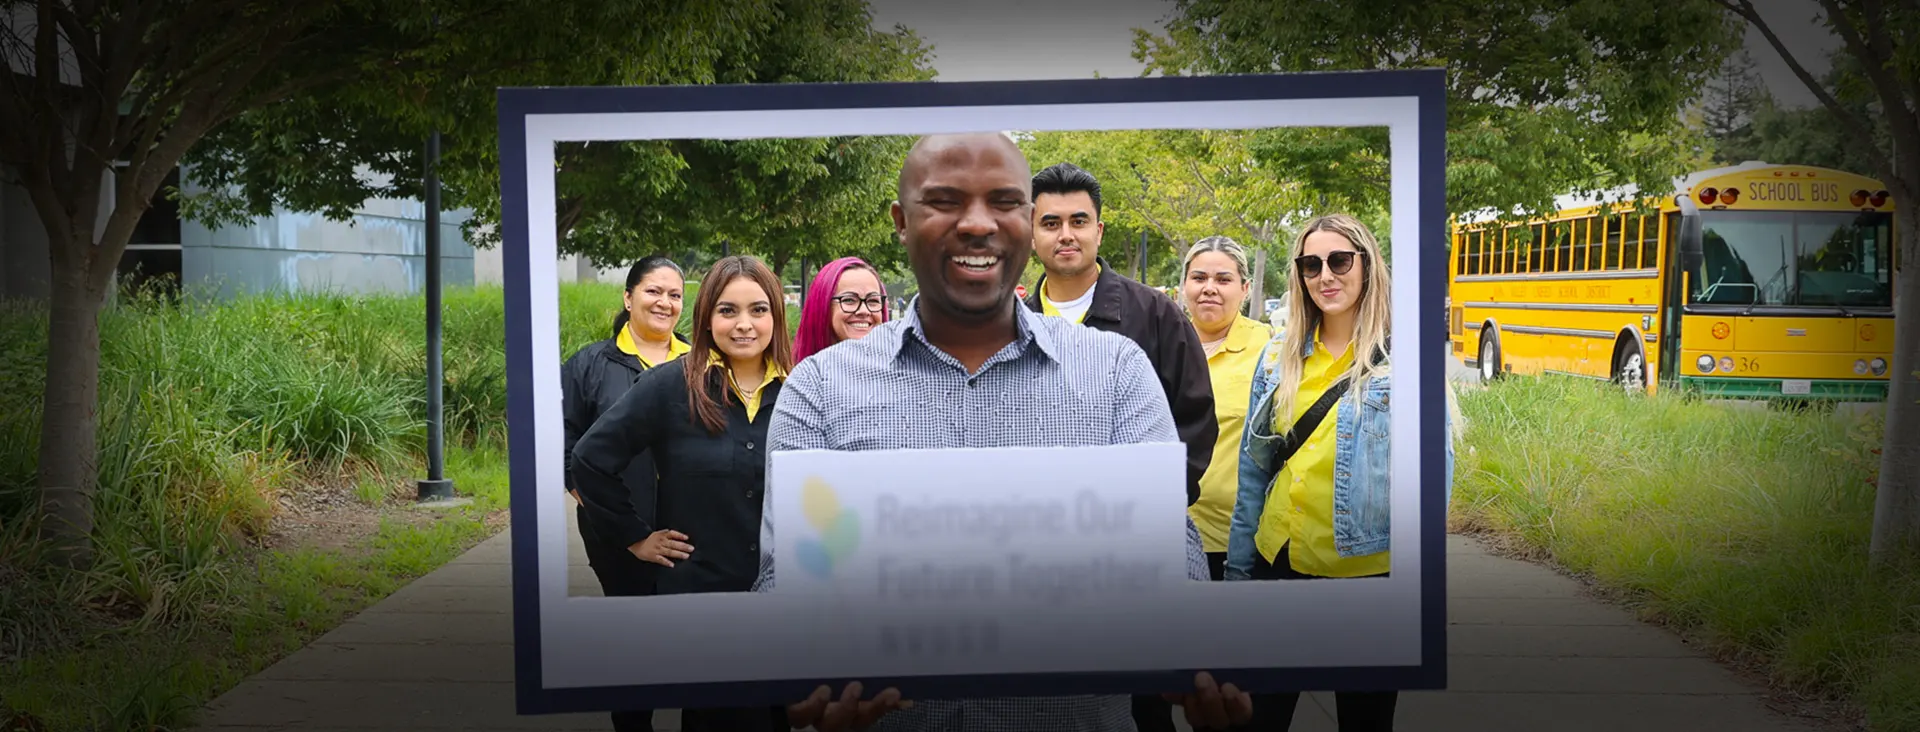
[
  {"left": 1188, "top": 315, "right": 1273, "bottom": 553},
  {"left": 708, "top": 351, "right": 787, "bottom": 422},
  {"left": 1038, "top": 264, "right": 1101, "bottom": 324},
  {"left": 616, "top": 325, "right": 691, "bottom": 368},
  {"left": 1254, "top": 337, "right": 1388, "bottom": 578}
]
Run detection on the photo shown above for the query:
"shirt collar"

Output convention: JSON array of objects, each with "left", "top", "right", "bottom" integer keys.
[
  {"left": 617, "top": 326, "right": 691, "bottom": 363},
  {"left": 896, "top": 294, "right": 1059, "bottom": 363},
  {"left": 1219, "top": 315, "right": 1268, "bottom": 355}
]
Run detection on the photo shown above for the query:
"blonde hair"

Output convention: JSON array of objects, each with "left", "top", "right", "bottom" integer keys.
[
  {"left": 1180, "top": 235, "right": 1253, "bottom": 317},
  {"left": 1268, "top": 214, "right": 1393, "bottom": 431}
]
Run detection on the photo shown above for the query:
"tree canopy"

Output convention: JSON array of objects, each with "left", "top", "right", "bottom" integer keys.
[
  {"left": 1134, "top": 0, "right": 1748, "bottom": 222},
  {"left": 181, "top": 0, "right": 933, "bottom": 275}
]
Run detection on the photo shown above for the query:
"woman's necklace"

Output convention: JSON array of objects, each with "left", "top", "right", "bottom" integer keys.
[{"left": 731, "top": 369, "right": 765, "bottom": 398}]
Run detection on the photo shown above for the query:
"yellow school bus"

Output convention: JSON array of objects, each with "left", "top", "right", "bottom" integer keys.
[{"left": 1448, "top": 161, "right": 1899, "bottom": 400}]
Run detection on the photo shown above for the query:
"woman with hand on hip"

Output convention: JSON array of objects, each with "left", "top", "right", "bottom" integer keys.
[
  {"left": 571, "top": 254, "right": 793, "bottom": 732},
  {"left": 1179, "top": 236, "right": 1272, "bottom": 582},
  {"left": 561, "top": 255, "right": 690, "bottom": 593},
  {"left": 1226, "top": 214, "right": 1454, "bottom": 731},
  {"left": 793, "top": 255, "right": 889, "bottom": 362},
  {"left": 558, "top": 255, "right": 690, "bottom": 732}
]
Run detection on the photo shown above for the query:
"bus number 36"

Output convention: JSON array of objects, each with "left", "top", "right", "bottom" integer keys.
[{"left": 1738, "top": 357, "right": 1761, "bottom": 372}]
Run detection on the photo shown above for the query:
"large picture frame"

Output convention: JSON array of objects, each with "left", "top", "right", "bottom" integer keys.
[{"left": 499, "top": 70, "right": 1449, "bottom": 714}]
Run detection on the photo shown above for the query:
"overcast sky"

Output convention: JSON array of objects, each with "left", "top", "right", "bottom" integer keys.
[{"left": 867, "top": 0, "right": 1843, "bottom": 109}]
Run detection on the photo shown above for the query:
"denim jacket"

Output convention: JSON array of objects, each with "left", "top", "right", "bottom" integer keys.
[{"left": 1222, "top": 333, "right": 1455, "bottom": 581}]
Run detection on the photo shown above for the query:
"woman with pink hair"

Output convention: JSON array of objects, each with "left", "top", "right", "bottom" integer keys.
[{"left": 793, "top": 256, "right": 889, "bottom": 362}]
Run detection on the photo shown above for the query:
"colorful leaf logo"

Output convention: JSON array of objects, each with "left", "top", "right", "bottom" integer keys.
[{"left": 796, "top": 477, "right": 859, "bottom": 578}]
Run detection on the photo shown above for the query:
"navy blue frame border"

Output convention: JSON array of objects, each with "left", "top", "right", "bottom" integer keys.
[{"left": 501, "top": 69, "right": 1448, "bottom": 715}]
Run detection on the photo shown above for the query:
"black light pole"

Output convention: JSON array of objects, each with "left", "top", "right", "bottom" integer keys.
[{"left": 418, "top": 128, "right": 454, "bottom": 502}]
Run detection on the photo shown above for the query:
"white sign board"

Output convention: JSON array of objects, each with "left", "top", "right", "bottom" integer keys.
[{"left": 769, "top": 444, "right": 1189, "bottom": 675}]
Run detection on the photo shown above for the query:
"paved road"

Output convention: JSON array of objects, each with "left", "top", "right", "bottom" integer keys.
[{"left": 186, "top": 506, "right": 1821, "bottom": 732}]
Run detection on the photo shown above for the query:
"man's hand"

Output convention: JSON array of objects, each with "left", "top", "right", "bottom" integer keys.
[
  {"left": 785, "top": 681, "right": 911, "bottom": 731},
  {"left": 1162, "top": 671, "right": 1253, "bottom": 730},
  {"left": 628, "top": 529, "right": 693, "bottom": 567},
  {"left": 569, "top": 490, "right": 583, "bottom": 507}
]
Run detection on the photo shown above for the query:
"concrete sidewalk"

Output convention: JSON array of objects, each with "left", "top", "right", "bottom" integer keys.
[{"left": 187, "top": 514, "right": 1823, "bottom": 732}]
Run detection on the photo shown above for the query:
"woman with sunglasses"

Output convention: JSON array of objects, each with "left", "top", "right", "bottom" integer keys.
[
  {"left": 794, "top": 256, "right": 889, "bottom": 362},
  {"left": 1224, "top": 214, "right": 1454, "bottom": 731},
  {"left": 571, "top": 255, "right": 794, "bottom": 732}
]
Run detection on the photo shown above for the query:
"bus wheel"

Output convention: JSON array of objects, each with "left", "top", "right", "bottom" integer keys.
[
  {"left": 1478, "top": 329, "right": 1502, "bottom": 382},
  {"left": 1614, "top": 341, "right": 1647, "bottom": 394}
]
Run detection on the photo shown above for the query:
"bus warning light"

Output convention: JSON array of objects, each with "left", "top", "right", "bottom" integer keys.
[
  {"left": 1852, "top": 190, "right": 1869, "bottom": 207},
  {"left": 1711, "top": 322, "right": 1730, "bottom": 339},
  {"left": 1698, "top": 187, "right": 1719, "bottom": 205}
]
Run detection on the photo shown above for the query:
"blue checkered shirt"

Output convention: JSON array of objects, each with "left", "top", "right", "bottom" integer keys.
[{"left": 755, "top": 297, "right": 1210, "bottom": 732}]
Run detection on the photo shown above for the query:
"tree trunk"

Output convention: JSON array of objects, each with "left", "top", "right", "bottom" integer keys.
[
  {"left": 1870, "top": 202, "right": 1920, "bottom": 564},
  {"left": 36, "top": 237, "right": 107, "bottom": 569}
]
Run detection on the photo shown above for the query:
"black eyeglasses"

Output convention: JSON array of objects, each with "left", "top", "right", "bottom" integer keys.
[
  {"left": 1295, "top": 250, "right": 1365, "bottom": 279},
  {"left": 833, "top": 294, "right": 886, "bottom": 313}
]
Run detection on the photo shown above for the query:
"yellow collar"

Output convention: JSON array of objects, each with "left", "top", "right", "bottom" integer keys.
[
  {"left": 617, "top": 325, "right": 690, "bottom": 366},
  {"left": 1222, "top": 314, "right": 1270, "bottom": 354}
]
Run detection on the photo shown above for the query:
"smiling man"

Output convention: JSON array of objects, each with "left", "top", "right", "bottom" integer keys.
[
  {"left": 1026, "top": 163, "right": 1216, "bottom": 511},
  {"left": 756, "top": 133, "right": 1253, "bottom": 732}
]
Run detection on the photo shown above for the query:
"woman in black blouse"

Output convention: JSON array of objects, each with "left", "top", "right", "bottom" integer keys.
[{"left": 571, "top": 254, "right": 793, "bottom": 731}]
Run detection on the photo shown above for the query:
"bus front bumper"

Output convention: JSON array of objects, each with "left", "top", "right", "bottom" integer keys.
[{"left": 1676, "top": 376, "right": 1889, "bottom": 401}]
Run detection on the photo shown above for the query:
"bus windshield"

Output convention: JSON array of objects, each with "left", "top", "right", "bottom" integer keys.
[{"left": 1687, "top": 210, "right": 1893, "bottom": 308}]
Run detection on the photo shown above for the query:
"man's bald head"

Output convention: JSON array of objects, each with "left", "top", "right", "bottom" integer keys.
[
  {"left": 896, "top": 132, "right": 1031, "bottom": 202},
  {"left": 888, "top": 131, "right": 1035, "bottom": 326}
]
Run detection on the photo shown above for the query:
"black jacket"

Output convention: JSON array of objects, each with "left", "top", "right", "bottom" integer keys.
[
  {"left": 561, "top": 337, "right": 666, "bottom": 536},
  {"left": 1025, "top": 257, "right": 1217, "bottom": 506},
  {"left": 570, "top": 358, "right": 779, "bottom": 595}
]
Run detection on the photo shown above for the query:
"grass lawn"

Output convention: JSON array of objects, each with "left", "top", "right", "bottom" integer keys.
[
  {"left": 0, "top": 282, "right": 601, "bottom": 732},
  {"left": 1451, "top": 376, "right": 1919, "bottom": 731}
]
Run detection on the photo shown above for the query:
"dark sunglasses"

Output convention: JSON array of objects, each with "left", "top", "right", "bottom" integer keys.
[
  {"left": 1295, "top": 250, "right": 1365, "bottom": 279},
  {"left": 832, "top": 294, "right": 886, "bottom": 313}
]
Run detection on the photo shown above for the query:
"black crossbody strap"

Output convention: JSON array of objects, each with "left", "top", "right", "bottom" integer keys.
[
  {"left": 1267, "top": 344, "right": 1388, "bottom": 473},
  {"left": 1272, "top": 376, "right": 1352, "bottom": 469}
]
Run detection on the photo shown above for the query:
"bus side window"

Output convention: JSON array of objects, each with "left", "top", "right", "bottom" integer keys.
[
  {"left": 1622, "top": 215, "right": 1644, "bottom": 269},
  {"left": 1492, "top": 228, "right": 1506, "bottom": 274},
  {"left": 1530, "top": 224, "right": 1547, "bottom": 271},
  {"left": 1552, "top": 221, "right": 1570, "bottom": 272},
  {"left": 1604, "top": 214, "right": 1624, "bottom": 270},
  {"left": 1521, "top": 224, "right": 1537, "bottom": 273},
  {"left": 1592, "top": 215, "right": 1606, "bottom": 270},
  {"left": 1574, "top": 218, "right": 1589, "bottom": 272},
  {"left": 1640, "top": 215, "right": 1661, "bottom": 269}
]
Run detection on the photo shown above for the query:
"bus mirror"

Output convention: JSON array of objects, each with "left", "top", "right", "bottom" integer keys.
[{"left": 1679, "top": 213, "right": 1704, "bottom": 272}]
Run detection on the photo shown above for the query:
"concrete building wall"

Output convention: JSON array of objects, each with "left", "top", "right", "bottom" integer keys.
[
  {"left": 471, "top": 224, "right": 627, "bottom": 287},
  {"left": 177, "top": 169, "right": 474, "bottom": 300}
]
